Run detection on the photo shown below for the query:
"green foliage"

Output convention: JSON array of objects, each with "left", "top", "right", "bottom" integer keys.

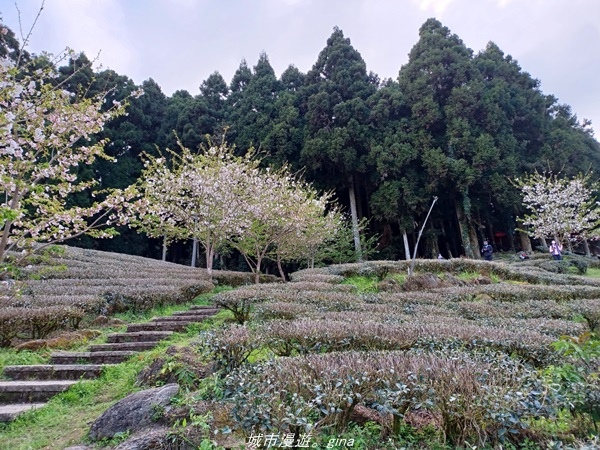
[
  {"left": 569, "top": 258, "right": 589, "bottom": 275},
  {"left": 551, "top": 332, "right": 600, "bottom": 363},
  {"left": 343, "top": 275, "right": 379, "bottom": 293},
  {"left": 539, "top": 260, "right": 570, "bottom": 274},
  {"left": 0, "top": 349, "right": 48, "bottom": 374},
  {"left": 546, "top": 333, "right": 600, "bottom": 432},
  {"left": 201, "top": 325, "right": 258, "bottom": 374},
  {"left": 316, "top": 217, "right": 379, "bottom": 265}
]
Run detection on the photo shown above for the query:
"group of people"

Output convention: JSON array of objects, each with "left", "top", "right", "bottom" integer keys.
[
  {"left": 478, "top": 239, "right": 563, "bottom": 261},
  {"left": 435, "top": 239, "right": 564, "bottom": 261}
]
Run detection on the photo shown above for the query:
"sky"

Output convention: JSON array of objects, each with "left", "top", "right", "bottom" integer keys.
[{"left": 2, "top": 0, "right": 599, "bottom": 136}]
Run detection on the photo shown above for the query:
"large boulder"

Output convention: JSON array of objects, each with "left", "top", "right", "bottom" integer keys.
[{"left": 89, "top": 384, "right": 179, "bottom": 441}]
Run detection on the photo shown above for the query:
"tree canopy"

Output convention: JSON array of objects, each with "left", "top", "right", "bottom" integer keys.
[{"left": 2, "top": 17, "right": 599, "bottom": 266}]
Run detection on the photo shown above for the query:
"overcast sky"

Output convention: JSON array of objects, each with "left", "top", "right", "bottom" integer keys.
[{"left": 2, "top": 0, "right": 599, "bottom": 135}]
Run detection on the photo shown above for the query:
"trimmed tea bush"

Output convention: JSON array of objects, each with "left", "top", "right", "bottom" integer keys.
[
  {"left": 0, "top": 306, "right": 84, "bottom": 346},
  {"left": 225, "top": 350, "right": 558, "bottom": 446}
]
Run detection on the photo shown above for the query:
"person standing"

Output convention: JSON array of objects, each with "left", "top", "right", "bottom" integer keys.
[
  {"left": 549, "top": 240, "right": 563, "bottom": 260},
  {"left": 481, "top": 240, "right": 493, "bottom": 261}
]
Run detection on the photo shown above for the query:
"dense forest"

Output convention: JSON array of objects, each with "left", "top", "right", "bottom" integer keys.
[{"left": 2, "top": 17, "right": 599, "bottom": 270}]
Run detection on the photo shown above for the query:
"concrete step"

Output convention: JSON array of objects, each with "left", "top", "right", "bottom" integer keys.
[
  {"left": 126, "top": 322, "right": 191, "bottom": 333},
  {"left": 49, "top": 351, "right": 137, "bottom": 365},
  {"left": 89, "top": 341, "right": 158, "bottom": 352},
  {"left": 0, "top": 403, "right": 46, "bottom": 423},
  {"left": 151, "top": 315, "right": 212, "bottom": 323},
  {"left": 0, "top": 380, "right": 77, "bottom": 403},
  {"left": 3, "top": 364, "right": 110, "bottom": 381},
  {"left": 106, "top": 331, "right": 173, "bottom": 343},
  {"left": 188, "top": 305, "right": 219, "bottom": 311}
]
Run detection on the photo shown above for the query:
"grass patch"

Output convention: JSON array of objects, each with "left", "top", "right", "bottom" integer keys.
[
  {"left": 585, "top": 267, "right": 600, "bottom": 278},
  {"left": 456, "top": 270, "right": 481, "bottom": 281},
  {"left": 0, "top": 350, "right": 49, "bottom": 377},
  {"left": 343, "top": 275, "right": 379, "bottom": 293},
  {"left": 389, "top": 273, "right": 407, "bottom": 284}
]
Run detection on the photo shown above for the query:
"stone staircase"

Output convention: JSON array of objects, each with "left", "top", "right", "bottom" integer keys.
[{"left": 0, "top": 305, "right": 219, "bottom": 423}]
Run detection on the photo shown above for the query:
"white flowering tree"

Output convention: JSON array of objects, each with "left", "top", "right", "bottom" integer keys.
[
  {"left": 515, "top": 172, "right": 600, "bottom": 250},
  {"left": 128, "top": 153, "right": 186, "bottom": 261},
  {"left": 274, "top": 192, "right": 341, "bottom": 274},
  {"left": 231, "top": 165, "right": 341, "bottom": 282},
  {"left": 132, "top": 143, "right": 260, "bottom": 273},
  {"left": 0, "top": 30, "right": 141, "bottom": 264},
  {"left": 132, "top": 142, "right": 341, "bottom": 280}
]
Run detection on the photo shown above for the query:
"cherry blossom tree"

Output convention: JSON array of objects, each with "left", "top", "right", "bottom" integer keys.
[
  {"left": 131, "top": 142, "right": 261, "bottom": 273},
  {"left": 274, "top": 194, "right": 341, "bottom": 275},
  {"left": 0, "top": 29, "right": 141, "bottom": 264},
  {"left": 231, "top": 166, "right": 340, "bottom": 282},
  {"left": 133, "top": 142, "right": 341, "bottom": 280},
  {"left": 128, "top": 153, "right": 186, "bottom": 261},
  {"left": 515, "top": 172, "right": 600, "bottom": 250}
]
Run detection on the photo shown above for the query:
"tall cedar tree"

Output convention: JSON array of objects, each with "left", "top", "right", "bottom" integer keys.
[{"left": 301, "top": 27, "right": 377, "bottom": 261}]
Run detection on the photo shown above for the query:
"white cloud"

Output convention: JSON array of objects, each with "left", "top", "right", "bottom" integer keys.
[{"left": 414, "top": 0, "right": 457, "bottom": 15}]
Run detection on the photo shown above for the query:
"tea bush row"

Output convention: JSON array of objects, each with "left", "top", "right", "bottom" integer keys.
[
  {"left": 208, "top": 318, "right": 556, "bottom": 367},
  {"left": 224, "top": 350, "right": 559, "bottom": 446},
  {"left": 0, "top": 306, "right": 83, "bottom": 346},
  {"left": 213, "top": 287, "right": 361, "bottom": 323},
  {"left": 293, "top": 259, "right": 600, "bottom": 287},
  {"left": 5, "top": 281, "right": 214, "bottom": 315}
]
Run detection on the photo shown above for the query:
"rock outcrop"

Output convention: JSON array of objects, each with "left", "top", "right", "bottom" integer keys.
[{"left": 89, "top": 384, "right": 179, "bottom": 441}]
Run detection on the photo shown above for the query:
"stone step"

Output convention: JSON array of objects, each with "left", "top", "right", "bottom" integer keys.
[
  {"left": 0, "top": 403, "right": 47, "bottom": 423},
  {"left": 172, "top": 308, "right": 219, "bottom": 316},
  {"left": 106, "top": 331, "right": 174, "bottom": 343},
  {"left": 3, "top": 364, "right": 110, "bottom": 381},
  {"left": 127, "top": 322, "right": 191, "bottom": 333},
  {"left": 89, "top": 341, "right": 158, "bottom": 352},
  {"left": 0, "top": 380, "right": 77, "bottom": 403},
  {"left": 49, "top": 351, "right": 137, "bottom": 365},
  {"left": 150, "top": 315, "right": 211, "bottom": 323},
  {"left": 188, "top": 305, "right": 219, "bottom": 310}
]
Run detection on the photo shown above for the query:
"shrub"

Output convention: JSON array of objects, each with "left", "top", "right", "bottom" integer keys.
[
  {"left": 254, "top": 302, "right": 315, "bottom": 321},
  {"left": 201, "top": 325, "right": 259, "bottom": 373},
  {"left": 257, "top": 320, "right": 419, "bottom": 356},
  {"left": 569, "top": 258, "right": 589, "bottom": 275},
  {"left": 289, "top": 273, "right": 345, "bottom": 284},
  {"left": 570, "top": 299, "right": 600, "bottom": 333},
  {"left": 476, "top": 284, "right": 600, "bottom": 302},
  {"left": 224, "top": 350, "right": 557, "bottom": 445},
  {"left": 539, "top": 261, "right": 570, "bottom": 274},
  {"left": 0, "top": 306, "right": 84, "bottom": 346},
  {"left": 212, "top": 288, "right": 272, "bottom": 324}
]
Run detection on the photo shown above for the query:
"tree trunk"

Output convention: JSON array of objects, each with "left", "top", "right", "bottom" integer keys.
[
  {"left": 409, "top": 197, "right": 438, "bottom": 276},
  {"left": 161, "top": 237, "right": 167, "bottom": 262},
  {"left": 348, "top": 175, "right": 363, "bottom": 262},
  {"left": 468, "top": 221, "right": 480, "bottom": 259},
  {"left": 583, "top": 238, "right": 591, "bottom": 257},
  {"left": 276, "top": 255, "right": 286, "bottom": 281},
  {"left": 454, "top": 199, "right": 475, "bottom": 259},
  {"left": 519, "top": 231, "right": 532, "bottom": 253},
  {"left": 206, "top": 247, "right": 214, "bottom": 275},
  {"left": 191, "top": 238, "right": 197, "bottom": 267},
  {"left": 402, "top": 229, "right": 411, "bottom": 261},
  {"left": 254, "top": 257, "right": 261, "bottom": 284},
  {"left": 0, "top": 185, "right": 21, "bottom": 263}
]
